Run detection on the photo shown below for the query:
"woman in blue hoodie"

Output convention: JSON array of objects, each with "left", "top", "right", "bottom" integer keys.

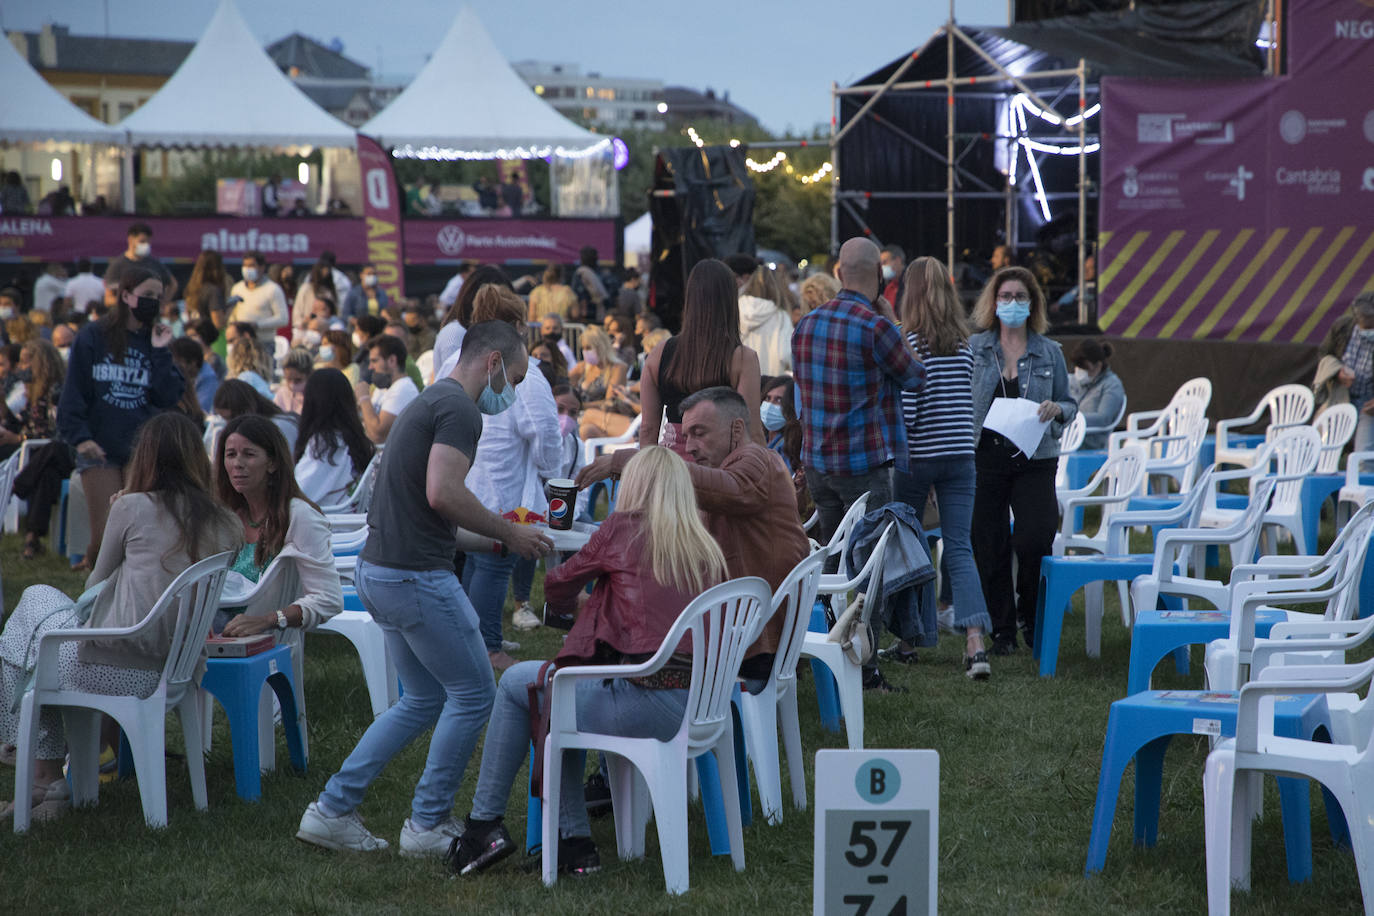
[{"left": 58, "top": 265, "right": 183, "bottom": 568}]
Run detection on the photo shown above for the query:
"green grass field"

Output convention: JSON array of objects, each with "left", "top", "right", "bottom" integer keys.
[{"left": 0, "top": 526, "right": 1363, "bottom": 914}]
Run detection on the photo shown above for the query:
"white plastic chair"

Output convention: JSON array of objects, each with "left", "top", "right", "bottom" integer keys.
[
  {"left": 1313, "top": 404, "right": 1357, "bottom": 475},
  {"left": 316, "top": 449, "right": 384, "bottom": 516},
  {"left": 539, "top": 576, "right": 773, "bottom": 894},
  {"left": 1337, "top": 450, "right": 1374, "bottom": 527},
  {"left": 0, "top": 453, "right": 24, "bottom": 594},
  {"left": 1121, "top": 377, "right": 1213, "bottom": 435},
  {"left": 13, "top": 552, "right": 234, "bottom": 831},
  {"left": 815, "top": 492, "right": 871, "bottom": 594},
  {"left": 1203, "top": 657, "right": 1374, "bottom": 915},
  {"left": 1111, "top": 396, "right": 1209, "bottom": 495},
  {"left": 581, "top": 414, "right": 642, "bottom": 467},
  {"left": 798, "top": 523, "right": 897, "bottom": 750},
  {"left": 1198, "top": 427, "right": 1322, "bottom": 555},
  {"left": 1055, "top": 413, "right": 1087, "bottom": 489},
  {"left": 318, "top": 607, "right": 398, "bottom": 719},
  {"left": 737, "top": 550, "right": 826, "bottom": 826},
  {"left": 4, "top": 439, "right": 49, "bottom": 533},
  {"left": 1214, "top": 384, "right": 1315, "bottom": 469}
]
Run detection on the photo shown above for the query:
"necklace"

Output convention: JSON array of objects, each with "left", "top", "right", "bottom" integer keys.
[{"left": 245, "top": 512, "right": 266, "bottom": 529}]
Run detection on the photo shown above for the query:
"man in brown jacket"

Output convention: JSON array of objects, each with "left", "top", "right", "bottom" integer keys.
[{"left": 577, "top": 386, "right": 811, "bottom": 678}]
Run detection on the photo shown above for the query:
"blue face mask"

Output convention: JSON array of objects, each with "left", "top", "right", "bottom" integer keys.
[
  {"left": 760, "top": 401, "right": 785, "bottom": 432},
  {"left": 477, "top": 356, "right": 517, "bottom": 415},
  {"left": 996, "top": 301, "right": 1031, "bottom": 328}
]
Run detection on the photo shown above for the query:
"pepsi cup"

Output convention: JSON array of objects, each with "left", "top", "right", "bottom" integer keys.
[{"left": 545, "top": 478, "right": 578, "bottom": 530}]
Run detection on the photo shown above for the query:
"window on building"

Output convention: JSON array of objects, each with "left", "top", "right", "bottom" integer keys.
[
  {"left": 596, "top": 88, "right": 615, "bottom": 101},
  {"left": 633, "top": 110, "right": 647, "bottom": 121}
]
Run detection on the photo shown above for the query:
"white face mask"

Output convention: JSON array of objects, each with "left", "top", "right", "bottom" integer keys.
[
  {"left": 1073, "top": 367, "right": 1090, "bottom": 383},
  {"left": 242, "top": 267, "right": 259, "bottom": 284},
  {"left": 352, "top": 331, "right": 364, "bottom": 348},
  {"left": 363, "top": 274, "right": 377, "bottom": 288},
  {"left": 133, "top": 241, "right": 151, "bottom": 258},
  {"left": 0, "top": 306, "right": 14, "bottom": 321},
  {"left": 303, "top": 329, "right": 322, "bottom": 349}
]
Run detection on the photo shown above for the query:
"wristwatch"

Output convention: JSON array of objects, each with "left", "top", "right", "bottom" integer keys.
[{"left": 275, "top": 609, "right": 289, "bottom": 630}]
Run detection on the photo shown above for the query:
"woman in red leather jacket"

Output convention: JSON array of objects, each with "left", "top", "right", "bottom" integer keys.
[{"left": 451, "top": 445, "right": 729, "bottom": 878}]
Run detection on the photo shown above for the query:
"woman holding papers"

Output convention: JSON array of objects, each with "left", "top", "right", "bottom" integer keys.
[{"left": 968, "top": 267, "right": 1076, "bottom": 657}]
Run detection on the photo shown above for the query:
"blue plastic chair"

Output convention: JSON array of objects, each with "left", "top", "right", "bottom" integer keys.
[
  {"left": 1086, "top": 688, "right": 1341, "bottom": 879},
  {"left": 1127, "top": 608, "right": 1288, "bottom": 695},
  {"left": 201, "top": 645, "right": 306, "bottom": 801},
  {"left": 1298, "top": 474, "right": 1344, "bottom": 556}
]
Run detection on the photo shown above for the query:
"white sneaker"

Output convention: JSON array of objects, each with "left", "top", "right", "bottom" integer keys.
[
  {"left": 296, "top": 801, "right": 390, "bottom": 852},
  {"left": 937, "top": 605, "right": 956, "bottom": 633},
  {"left": 511, "top": 602, "right": 541, "bottom": 631},
  {"left": 501, "top": 638, "right": 521, "bottom": 652},
  {"left": 400, "top": 815, "right": 464, "bottom": 858}
]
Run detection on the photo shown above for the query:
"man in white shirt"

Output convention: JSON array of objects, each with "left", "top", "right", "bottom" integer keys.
[
  {"left": 228, "top": 251, "right": 290, "bottom": 348},
  {"left": 355, "top": 334, "right": 418, "bottom": 444},
  {"left": 33, "top": 262, "right": 67, "bottom": 315},
  {"left": 63, "top": 258, "right": 104, "bottom": 314}
]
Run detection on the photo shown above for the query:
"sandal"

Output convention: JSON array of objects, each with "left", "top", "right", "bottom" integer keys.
[
  {"left": 70, "top": 556, "right": 92, "bottom": 572},
  {"left": 21, "top": 535, "right": 44, "bottom": 560},
  {"left": 0, "top": 777, "right": 70, "bottom": 822}
]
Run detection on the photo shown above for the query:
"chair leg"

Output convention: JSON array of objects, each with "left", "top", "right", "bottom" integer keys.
[
  {"left": 63, "top": 708, "right": 103, "bottom": 807},
  {"left": 176, "top": 696, "right": 209, "bottom": 812},
  {"left": 1276, "top": 775, "right": 1314, "bottom": 883},
  {"left": 13, "top": 697, "right": 42, "bottom": 833},
  {"left": 1203, "top": 746, "right": 1239, "bottom": 915},
  {"left": 713, "top": 734, "right": 746, "bottom": 871},
  {"left": 778, "top": 687, "right": 807, "bottom": 812},
  {"left": 1085, "top": 580, "right": 1103, "bottom": 659},
  {"left": 647, "top": 762, "right": 692, "bottom": 895},
  {"left": 127, "top": 709, "right": 169, "bottom": 828},
  {"left": 739, "top": 692, "right": 783, "bottom": 825},
  {"left": 541, "top": 736, "right": 563, "bottom": 887},
  {"left": 836, "top": 661, "right": 864, "bottom": 750},
  {"left": 257, "top": 682, "right": 276, "bottom": 775},
  {"left": 606, "top": 753, "right": 645, "bottom": 860}
]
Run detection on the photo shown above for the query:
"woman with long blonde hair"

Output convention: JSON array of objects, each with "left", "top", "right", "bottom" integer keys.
[
  {"left": 886, "top": 257, "right": 992, "bottom": 678},
  {"left": 570, "top": 325, "right": 633, "bottom": 439},
  {"left": 454, "top": 446, "right": 727, "bottom": 877}
]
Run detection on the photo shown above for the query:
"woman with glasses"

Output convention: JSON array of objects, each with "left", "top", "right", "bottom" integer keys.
[{"left": 968, "top": 266, "right": 1076, "bottom": 656}]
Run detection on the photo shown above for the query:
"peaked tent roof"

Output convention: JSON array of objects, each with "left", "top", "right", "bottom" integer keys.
[
  {"left": 361, "top": 5, "right": 601, "bottom": 154},
  {"left": 120, "top": 0, "right": 355, "bottom": 149},
  {"left": 0, "top": 35, "right": 126, "bottom": 144}
]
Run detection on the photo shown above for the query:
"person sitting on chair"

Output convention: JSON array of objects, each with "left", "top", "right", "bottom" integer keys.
[
  {"left": 450, "top": 446, "right": 728, "bottom": 878},
  {"left": 0, "top": 413, "right": 240, "bottom": 821}
]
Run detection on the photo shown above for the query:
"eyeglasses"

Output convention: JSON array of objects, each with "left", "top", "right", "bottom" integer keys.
[{"left": 996, "top": 294, "right": 1031, "bottom": 304}]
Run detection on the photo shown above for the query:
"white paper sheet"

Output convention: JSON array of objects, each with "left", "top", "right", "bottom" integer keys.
[{"left": 984, "top": 397, "right": 1050, "bottom": 457}]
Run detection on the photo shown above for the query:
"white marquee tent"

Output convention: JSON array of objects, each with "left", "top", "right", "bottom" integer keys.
[
  {"left": 0, "top": 35, "right": 125, "bottom": 145},
  {"left": 360, "top": 5, "right": 603, "bottom": 156},
  {"left": 119, "top": 0, "right": 356, "bottom": 149}
]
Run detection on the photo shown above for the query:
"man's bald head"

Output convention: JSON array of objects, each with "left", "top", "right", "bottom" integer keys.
[{"left": 837, "top": 237, "right": 881, "bottom": 302}]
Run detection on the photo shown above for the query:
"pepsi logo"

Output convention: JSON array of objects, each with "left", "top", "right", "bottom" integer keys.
[{"left": 549, "top": 498, "right": 569, "bottom": 519}]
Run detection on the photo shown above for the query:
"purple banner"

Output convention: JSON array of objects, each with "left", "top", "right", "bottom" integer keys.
[
  {"left": 1098, "top": 0, "right": 1374, "bottom": 343},
  {"left": 0, "top": 216, "right": 366, "bottom": 264},
  {"left": 1287, "top": 0, "right": 1374, "bottom": 81},
  {"left": 403, "top": 218, "right": 618, "bottom": 264},
  {"left": 357, "top": 134, "right": 406, "bottom": 299}
]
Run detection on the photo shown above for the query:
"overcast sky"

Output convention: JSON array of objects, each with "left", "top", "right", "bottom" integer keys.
[{"left": 2, "top": 0, "right": 1008, "bottom": 133}]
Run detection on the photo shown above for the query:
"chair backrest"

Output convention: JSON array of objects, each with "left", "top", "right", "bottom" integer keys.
[
  {"left": 1313, "top": 404, "right": 1358, "bottom": 474},
  {"left": 1171, "top": 377, "right": 1213, "bottom": 415},
  {"left": 0, "top": 452, "right": 22, "bottom": 511},
  {"left": 759, "top": 551, "right": 827, "bottom": 689},
  {"left": 1320, "top": 502, "right": 1374, "bottom": 620},
  {"left": 1091, "top": 444, "right": 1149, "bottom": 531},
  {"left": 1262, "top": 425, "right": 1322, "bottom": 513},
  {"left": 1059, "top": 412, "right": 1086, "bottom": 455},
  {"left": 154, "top": 553, "right": 235, "bottom": 700},
  {"left": 824, "top": 492, "right": 871, "bottom": 560},
  {"left": 1092, "top": 393, "right": 1129, "bottom": 435},
  {"left": 1152, "top": 395, "right": 1208, "bottom": 471},
  {"left": 1259, "top": 384, "right": 1316, "bottom": 441},
  {"left": 675, "top": 577, "right": 773, "bottom": 755}
]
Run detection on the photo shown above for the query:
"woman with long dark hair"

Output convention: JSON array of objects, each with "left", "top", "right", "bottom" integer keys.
[
  {"left": 212, "top": 378, "right": 300, "bottom": 455},
  {"left": 57, "top": 264, "right": 183, "bottom": 569},
  {"left": 183, "top": 249, "right": 230, "bottom": 327},
  {"left": 293, "top": 259, "right": 338, "bottom": 333},
  {"left": 0, "top": 413, "right": 240, "bottom": 820},
  {"left": 432, "top": 265, "right": 513, "bottom": 372},
  {"left": 884, "top": 256, "right": 993, "bottom": 678},
  {"left": 9, "top": 340, "right": 69, "bottom": 558},
  {"left": 639, "top": 258, "right": 762, "bottom": 452},
  {"left": 293, "top": 368, "right": 375, "bottom": 506},
  {"left": 213, "top": 415, "right": 342, "bottom": 643}
]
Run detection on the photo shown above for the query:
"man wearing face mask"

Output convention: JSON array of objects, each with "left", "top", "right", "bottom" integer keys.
[
  {"left": 539, "top": 313, "right": 576, "bottom": 368},
  {"left": 228, "top": 251, "right": 289, "bottom": 350},
  {"left": 298, "top": 320, "right": 553, "bottom": 857},
  {"left": 879, "top": 244, "right": 905, "bottom": 306},
  {"left": 103, "top": 223, "right": 177, "bottom": 303},
  {"left": 341, "top": 263, "right": 388, "bottom": 322},
  {"left": 355, "top": 334, "right": 419, "bottom": 444}
]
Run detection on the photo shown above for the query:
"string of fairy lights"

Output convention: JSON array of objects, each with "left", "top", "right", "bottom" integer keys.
[{"left": 684, "top": 126, "right": 831, "bottom": 186}]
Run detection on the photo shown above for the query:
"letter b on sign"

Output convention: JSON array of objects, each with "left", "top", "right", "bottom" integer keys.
[
  {"left": 365, "top": 169, "right": 390, "bottom": 210},
  {"left": 856, "top": 758, "right": 900, "bottom": 804}
]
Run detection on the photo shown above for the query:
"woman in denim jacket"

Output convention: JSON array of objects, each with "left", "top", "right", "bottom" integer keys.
[{"left": 968, "top": 267, "right": 1077, "bottom": 655}]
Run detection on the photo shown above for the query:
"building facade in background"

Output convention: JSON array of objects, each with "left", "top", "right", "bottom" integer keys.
[{"left": 513, "top": 60, "right": 667, "bottom": 132}]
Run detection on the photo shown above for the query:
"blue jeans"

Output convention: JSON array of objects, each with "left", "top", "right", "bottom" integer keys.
[
  {"left": 461, "top": 551, "right": 519, "bottom": 652},
  {"left": 469, "top": 659, "right": 687, "bottom": 839},
  {"left": 895, "top": 456, "right": 992, "bottom": 634},
  {"left": 807, "top": 464, "right": 892, "bottom": 574},
  {"left": 510, "top": 556, "right": 537, "bottom": 604},
  {"left": 317, "top": 561, "right": 496, "bottom": 828}
]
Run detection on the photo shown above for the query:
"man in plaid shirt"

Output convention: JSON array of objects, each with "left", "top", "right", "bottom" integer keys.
[{"left": 792, "top": 237, "right": 926, "bottom": 549}]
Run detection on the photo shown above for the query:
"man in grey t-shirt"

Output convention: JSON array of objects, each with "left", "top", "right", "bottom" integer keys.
[{"left": 299, "top": 320, "right": 553, "bottom": 858}]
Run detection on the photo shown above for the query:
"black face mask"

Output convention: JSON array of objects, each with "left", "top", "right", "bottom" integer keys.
[{"left": 130, "top": 294, "right": 159, "bottom": 325}]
